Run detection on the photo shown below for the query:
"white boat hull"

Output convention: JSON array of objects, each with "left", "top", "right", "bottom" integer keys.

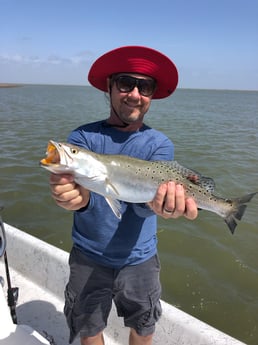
[{"left": 0, "top": 224, "right": 246, "bottom": 345}]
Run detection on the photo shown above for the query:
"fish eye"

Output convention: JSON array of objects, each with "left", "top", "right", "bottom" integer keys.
[{"left": 71, "top": 148, "right": 78, "bottom": 154}]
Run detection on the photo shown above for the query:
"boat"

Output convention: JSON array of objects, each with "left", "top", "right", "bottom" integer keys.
[{"left": 0, "top": 221, "right": 246, "bottom": 345}]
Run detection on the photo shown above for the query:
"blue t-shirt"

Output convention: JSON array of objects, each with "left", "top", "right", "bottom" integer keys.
[{"left": 68, "top": 120, "right": 174, "bottom": 268}]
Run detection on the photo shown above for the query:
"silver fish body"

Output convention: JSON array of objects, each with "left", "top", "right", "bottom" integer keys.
[{"left": 40, "top": 141, "right": 257, "bottom": 233}]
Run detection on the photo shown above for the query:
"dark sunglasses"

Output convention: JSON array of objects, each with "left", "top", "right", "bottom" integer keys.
[{"left": 112, "top": 75, "right": 156, "bottom": 97}]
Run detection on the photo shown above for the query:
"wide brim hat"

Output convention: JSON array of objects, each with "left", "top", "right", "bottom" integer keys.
[{"left": 88, "top": 46, "right": 178, "bottom": 99}]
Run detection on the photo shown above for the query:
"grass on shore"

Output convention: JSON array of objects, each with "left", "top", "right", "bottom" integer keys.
[{"left": 0, "top": 83, "right": 23, "bottom": 88}]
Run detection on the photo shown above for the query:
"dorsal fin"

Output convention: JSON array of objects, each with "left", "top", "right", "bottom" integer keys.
[{"left": 185, "top": 174, "right": 215, "bottom": 192}]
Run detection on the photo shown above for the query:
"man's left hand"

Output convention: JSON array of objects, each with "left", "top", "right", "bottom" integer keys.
[{"left": 148, "top": 181, "right": 198, "bottom": 220}]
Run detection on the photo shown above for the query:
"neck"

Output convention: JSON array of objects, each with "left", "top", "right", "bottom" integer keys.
[
  {"left": 106, "top": 110, "right": 143, "bottom": 132},
  {"left": 105, "top": 118, "right": 143, "bottom": 132}
]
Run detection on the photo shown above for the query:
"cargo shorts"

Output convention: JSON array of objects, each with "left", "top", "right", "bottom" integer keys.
[{"left": 64, "top": 247, "right": 162, "bottom": 343}]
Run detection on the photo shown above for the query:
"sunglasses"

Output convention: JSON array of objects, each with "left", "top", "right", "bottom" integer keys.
[{"left": 113, "top": 75, "right": 156, "bottom": 97}]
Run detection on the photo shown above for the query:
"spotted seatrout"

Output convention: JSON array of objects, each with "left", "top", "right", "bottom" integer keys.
[{"left": 40, "top": 141, "right": 257, "bottom": 233}]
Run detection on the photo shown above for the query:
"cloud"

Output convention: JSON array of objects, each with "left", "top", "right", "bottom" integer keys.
[
  {"left": 47, "top": 55, "right": 66, "bottom": 65},
  {"left": 70, "top": 50, "right": 94, "bottom": 64},
  {"left": 0, "top": 53, "right": 42, "bottom": 64},
  {"left": 0, "top": 54, "right": 26, "bottom": 63},
  {"left": 0, "top": 50, "right": 94, "bottom": 85},
  {"left": 0, "top": 51, "right": 93, "bottom": 66},
  {"left": 20, "top": 36, "right": 32, "bottom": 41}
]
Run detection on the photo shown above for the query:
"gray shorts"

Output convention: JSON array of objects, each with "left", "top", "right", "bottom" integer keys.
[{"left": 64, "top": 247, "right": 162, "bottom": 343}]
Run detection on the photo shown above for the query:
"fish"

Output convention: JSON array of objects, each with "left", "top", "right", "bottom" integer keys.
[{"left": 40, "top": 140, "right": 257, "bottom": 234}]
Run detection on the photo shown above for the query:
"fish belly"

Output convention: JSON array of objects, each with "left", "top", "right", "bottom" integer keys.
[
  {"left": 76, "top": 172, "right": 156, "bottom": 203},
  {"left": 110, "top": 180, "right": 156, "bottom": 203}
]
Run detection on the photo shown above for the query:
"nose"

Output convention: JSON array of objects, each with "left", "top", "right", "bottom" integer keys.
[{"left": 128, "top": 86, "right": 141, "bottom": 98}]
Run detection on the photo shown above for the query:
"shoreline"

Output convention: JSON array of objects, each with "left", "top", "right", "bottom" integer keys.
[
  {"left": 0, "top": 83, "right": 24, "bottom": 88},
  {"left": 0, "top": 83, "right": 257, "bottom": 92}
]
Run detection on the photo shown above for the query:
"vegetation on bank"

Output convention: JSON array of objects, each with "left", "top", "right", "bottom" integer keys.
[{"left": 0, "top": 83, "right": 23, "bottom": 88}]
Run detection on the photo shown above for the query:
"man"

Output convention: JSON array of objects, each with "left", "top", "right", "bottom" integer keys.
[{"left": 49, "top": 46, "right": 198, "bottom": 345}]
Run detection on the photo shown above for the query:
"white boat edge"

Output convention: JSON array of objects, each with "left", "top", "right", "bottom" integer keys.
[{"left": 0, "top": 223, "right": 246, "bottom": 345}]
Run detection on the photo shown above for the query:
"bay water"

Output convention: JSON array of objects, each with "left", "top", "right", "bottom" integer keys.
[{"left": 0, "top": 85, "right": 257, "bottom": 344}]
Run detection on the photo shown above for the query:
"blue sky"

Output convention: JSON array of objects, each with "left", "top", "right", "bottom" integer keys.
[{"left": 0, "top": 0, "right": 257, "bottom": 90}]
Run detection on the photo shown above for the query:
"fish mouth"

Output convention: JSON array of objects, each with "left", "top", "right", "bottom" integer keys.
[{"left": 40, "top": 141, "right": 61, "bottom": 166}]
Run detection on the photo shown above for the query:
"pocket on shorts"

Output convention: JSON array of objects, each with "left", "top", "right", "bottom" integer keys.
[
  {"left": 137, "top": 294, "right": 162, "bottom": 329},
  {"left": 64, "top": 285, "right": 77, "bottom": 333},
  {"left": 152, "top": 298, "right": 162, "bottom": 322}
]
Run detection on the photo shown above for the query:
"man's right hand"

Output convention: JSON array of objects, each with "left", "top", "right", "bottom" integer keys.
[{"left": 49, "top": 173, "right": 90, "bottom": 211}]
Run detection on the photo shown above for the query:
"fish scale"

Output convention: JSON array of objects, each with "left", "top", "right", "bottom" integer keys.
[{"left": 40, "top": 140, "right": 257, "bottom": 234}]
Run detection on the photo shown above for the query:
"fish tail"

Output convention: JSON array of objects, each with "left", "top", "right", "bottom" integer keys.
[{"left": 224, "top": 192, "right": 257, "bottom": 234}]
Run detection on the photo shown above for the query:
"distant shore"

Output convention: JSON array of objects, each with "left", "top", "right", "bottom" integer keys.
[{"left": 0, "top": 83, "right": 24, "bottom": 88}]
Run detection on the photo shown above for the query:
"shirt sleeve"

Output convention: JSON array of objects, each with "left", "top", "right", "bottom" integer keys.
[
  {"left": 67, "top": 129, "right": 91, "bottom": 149},
  {"left": 150, "top": 136, "right": 174, "bottom": 161}
]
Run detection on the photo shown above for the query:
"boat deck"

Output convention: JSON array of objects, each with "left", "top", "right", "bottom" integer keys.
[
  {"left": 0, "top": 224, "right": 246, "bottom": 345},
  {"left": 0, "top": 262, "right": 125, "bottom": 345}
]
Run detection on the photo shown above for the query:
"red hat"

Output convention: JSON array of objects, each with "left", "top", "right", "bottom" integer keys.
[{"left": 88, "top": 46, "right": 178, "bottom": 99}]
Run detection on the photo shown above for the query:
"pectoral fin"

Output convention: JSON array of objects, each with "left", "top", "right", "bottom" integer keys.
[
  {"left": 105, "top": 178, "right": 120, "bottom": 196},
  {"left": 105, "top": 197, "right": 122, "bottom": 219}
]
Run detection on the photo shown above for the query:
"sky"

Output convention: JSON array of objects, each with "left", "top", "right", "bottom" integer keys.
[{"left": 0, "top": 0, "right": 257, "bottom": 90}]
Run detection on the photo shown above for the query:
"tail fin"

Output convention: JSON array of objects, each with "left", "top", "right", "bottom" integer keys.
[{"left": 224, "top": 192, "right": 257, "bottom": 234}]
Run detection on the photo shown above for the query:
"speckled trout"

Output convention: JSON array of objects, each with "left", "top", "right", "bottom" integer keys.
[{"left": 40, "top": 141, "right": 256, "bottom": 233}]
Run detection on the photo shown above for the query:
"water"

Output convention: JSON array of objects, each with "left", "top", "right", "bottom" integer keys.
[{"left": 0, "top": 85, "right": 258, "bottom": 344}]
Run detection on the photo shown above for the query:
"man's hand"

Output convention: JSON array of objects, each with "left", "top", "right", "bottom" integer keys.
[
  {"left": 148, "top": 181, "right": 198, "bottom": 220},
  {"left": 49, "top": 173, "right": 90, "bottom": 211}
]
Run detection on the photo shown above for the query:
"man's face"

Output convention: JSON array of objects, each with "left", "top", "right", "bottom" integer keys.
[{"left": 109, "top": 73, "right": 155, "bottom": 126}]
